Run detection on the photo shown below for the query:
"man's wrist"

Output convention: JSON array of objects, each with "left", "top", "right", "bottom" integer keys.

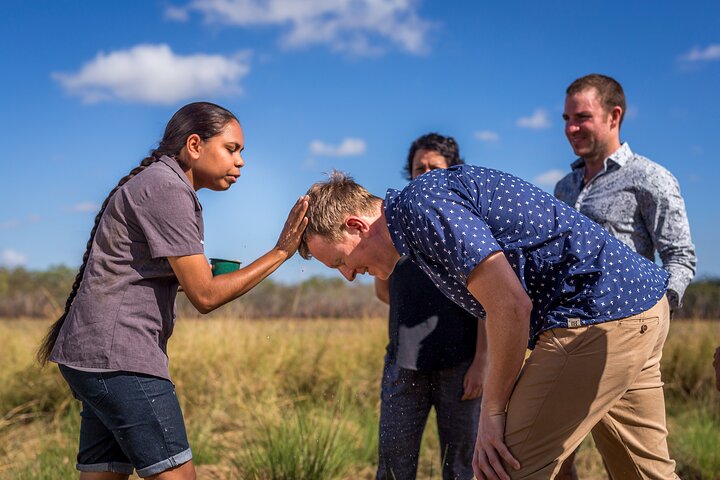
[
  {"left": 481, "top": 407, "right": 507, "bottom": 418},
  {"left": 666, "top": 289, "right": 680, "bottom": 310},
  {"left": 471, "top": 352, "right": 487, "bottom": 364},
  {"left": 481, "top": 397, "right": 508, "bottom": 415}
]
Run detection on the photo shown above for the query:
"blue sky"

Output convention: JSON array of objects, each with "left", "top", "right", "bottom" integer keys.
[{"left": 1, "top": 1, "right": 718, "bottom": 284}]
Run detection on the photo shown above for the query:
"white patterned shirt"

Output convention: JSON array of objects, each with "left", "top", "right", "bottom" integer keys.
[{"left": 554, "top": 143, "right": 696, "bottom": 308}]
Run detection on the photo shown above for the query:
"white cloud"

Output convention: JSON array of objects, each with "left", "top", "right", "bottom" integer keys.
[
  {"left": 533, "top": 169, "right": 566, "bottom": 188},
  {"left": 53, "top": 44, "right": 251, "bottom": 105},
  {"left": 680, "top": 44, "right": 720, "bottom": 62},
  {"left": 169, "top": 0, "right": 433, "bottom": 55},
  {"left": 517, "top": 109, "right": 551, "bottom": 129},
  {"left": 0, "top": 215, "right": 41, "bottom": 229},
  {"left": 691, "top": 145, "right": 704, "bottom": 156},
  {"left": 302, "top": 157, "right": 319, "bottom": 170},
  {"left": 474, "top": 130, "right": 499, "bottom": 142},
  {"left": 1, "top": 249, "right": 27, "bottom": 267},
  {"left": 310, "top": 138, "right": 366, "bottom": 156},
  {"left": 165, "top": 6, "right": 190, "bottom": 21},
  {"left": 0, "top": 219, "right": 19, "bottom": 229},
  {"left": 72, "top": 202, "right": 99, "bottom": 213}
]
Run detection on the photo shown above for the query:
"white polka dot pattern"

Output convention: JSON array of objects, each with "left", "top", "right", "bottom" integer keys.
[{"left": 384, "top": 165, "right": 669, "bottom": 349}]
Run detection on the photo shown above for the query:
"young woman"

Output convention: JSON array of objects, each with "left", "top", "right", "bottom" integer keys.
[{"left": 37, "top": 102, "right": 308, "bottom": 479}]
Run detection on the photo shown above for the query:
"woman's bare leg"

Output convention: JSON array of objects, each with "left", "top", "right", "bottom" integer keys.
[
  {"left": 80, "top": 473, "right": 129, "bottom": 480},
  {"left": 147, "top": 460, "right": 196, "bottom": 480}
]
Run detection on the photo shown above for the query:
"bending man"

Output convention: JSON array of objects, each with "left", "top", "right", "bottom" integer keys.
[{"left": 299, "top": 167, "right": 678, "bottom": 479}]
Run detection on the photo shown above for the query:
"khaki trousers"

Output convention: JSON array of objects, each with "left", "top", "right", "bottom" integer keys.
[{"left": 504, "top": 296, "right": 678, "bottom": 479}]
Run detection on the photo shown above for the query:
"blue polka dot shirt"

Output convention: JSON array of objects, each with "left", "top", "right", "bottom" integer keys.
[{"left": 384, "top": 165, "right": 669, "bottom": 349}]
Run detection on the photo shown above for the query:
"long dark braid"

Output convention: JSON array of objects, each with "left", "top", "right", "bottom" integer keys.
[{"left": 37, "top": 102, "right": 237, "bottom": 365}]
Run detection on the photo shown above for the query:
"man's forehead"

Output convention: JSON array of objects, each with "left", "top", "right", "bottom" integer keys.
[
  {"left": 307, "top": 233, "right": 334, "bottom": 247},
  {"left": 307, "top": 234, "right": 339, "bottom": 256},
  {"left": 565, "top": 92, "right": 601, "bottom": 113},
  {"left": 568, "top": 87, "right": 601, "bottom": 103}
]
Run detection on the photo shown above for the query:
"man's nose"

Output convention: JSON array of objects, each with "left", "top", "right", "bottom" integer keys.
[
  {"left": 566, "top": 123, "right": 580, "bottom": 134},
  {"left": 339, "top": 266, "right": 356, "bottom": 281}
]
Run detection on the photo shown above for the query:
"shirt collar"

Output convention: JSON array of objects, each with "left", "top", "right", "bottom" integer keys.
[
  {"left": 570, "top": 142, "right": 633, "bottom": 171},
  {"left": 158, "top": 155, "right": 195, "bottom": 191},
  {"left": 384, "top": 189, "right": 411, "bottom": 257}
]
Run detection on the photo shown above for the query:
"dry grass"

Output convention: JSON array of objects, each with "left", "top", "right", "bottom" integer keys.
[{"left": 1, "top": 317, "right": 718, "bottom": 479}]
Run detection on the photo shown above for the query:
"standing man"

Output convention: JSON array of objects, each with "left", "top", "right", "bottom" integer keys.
[
  {"left": 556, "top": 73, "right": 696, "bottom": 311},
  {"left": 555, "top": 74, "right": 696, "bottom": 478},
  {"left": 375, "top": 133, "right": 484, "bottom": 480},
  {"left": 299, "top": 166, "right": 679, "bottom": 479}
]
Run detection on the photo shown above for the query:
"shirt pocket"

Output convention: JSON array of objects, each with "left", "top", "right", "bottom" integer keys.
[{"left": 617, "top": 316, "right": 659, "bottom": 332}]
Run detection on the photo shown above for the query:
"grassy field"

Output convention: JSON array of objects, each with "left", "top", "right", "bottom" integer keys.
[{"left": 1, "top": 317, "right": 718, "bottom": 479}]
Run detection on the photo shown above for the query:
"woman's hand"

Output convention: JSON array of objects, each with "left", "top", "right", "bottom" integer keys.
[
  {"left": 275, "top": 195, "right": 309, "bottom": 257},
  {"left": 169, "top": 196, "right": 308, "bottom": 314}
]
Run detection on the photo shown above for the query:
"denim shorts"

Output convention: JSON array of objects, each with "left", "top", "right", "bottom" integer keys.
[{"left": 59, "top": 364, "right": 192, "bottom": 478}]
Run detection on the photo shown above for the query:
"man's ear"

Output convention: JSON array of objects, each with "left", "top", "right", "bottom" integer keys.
[
  {"left": 345, "top": 216, "right": 370, "bottom": 234},
  {"left": 610, "top": 106, "right": 623, "bottom": 129}
]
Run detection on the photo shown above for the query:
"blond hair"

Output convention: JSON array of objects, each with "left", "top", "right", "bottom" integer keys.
[{"left": 299, "top": 170, "right": 381, "bottom": 259}]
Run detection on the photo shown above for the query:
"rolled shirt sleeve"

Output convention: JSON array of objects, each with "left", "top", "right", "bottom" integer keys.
[{"left": 131, "top": 179, "right": 204, "bottom": 259}]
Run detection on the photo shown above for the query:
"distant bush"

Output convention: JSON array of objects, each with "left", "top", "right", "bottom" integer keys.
[
  {"left": 0, "top": 265, "right": 718, "bottom": 320},
  {"left": 176, "top": 275, "right": 387, "bottom": 319},
  {"left": 0, "top": 266, "right": 386, "bottom": 319},
  {"left": 674, "top": 277, "right": 720, "bottom": 319},
  {"left": 0, "top": 266, "right": 74, "bottom": 318}
]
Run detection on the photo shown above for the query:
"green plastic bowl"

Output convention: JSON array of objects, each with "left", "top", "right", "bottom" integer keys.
[{"left": 209, "top": 258, "right": 242, "bottom": 276}]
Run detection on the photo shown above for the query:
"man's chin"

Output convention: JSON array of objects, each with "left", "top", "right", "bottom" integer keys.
[
  {"left": 570, "top": 146, "right": 585, "bottom": 157},
  {"left": 374, "top": 270, "right": 391, "bottom": 281}
]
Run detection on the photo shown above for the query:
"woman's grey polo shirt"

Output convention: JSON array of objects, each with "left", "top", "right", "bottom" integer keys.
[{"left": 50, "top": 156, "right": 204, "bottom": 380}]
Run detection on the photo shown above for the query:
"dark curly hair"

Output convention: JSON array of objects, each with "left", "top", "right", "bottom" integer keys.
[{"left": 404, "top": 133, "right": 463, "bottom": 180}]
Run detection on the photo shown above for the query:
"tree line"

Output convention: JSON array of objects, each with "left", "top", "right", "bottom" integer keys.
[
  {"left": 0, "top": 266, "right": 386, "bottom": 319},
  {"left": 1, "top": 265, "right": 719, "bottom": 320}
]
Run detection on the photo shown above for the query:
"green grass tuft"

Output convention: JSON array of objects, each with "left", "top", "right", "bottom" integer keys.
[{"left": 234, "top": 404, "right": 351, "bottom": 480}]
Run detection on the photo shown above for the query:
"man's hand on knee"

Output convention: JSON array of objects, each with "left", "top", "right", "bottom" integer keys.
[{"left": 472, "top": 412, "right": 519, "bottom": 480}]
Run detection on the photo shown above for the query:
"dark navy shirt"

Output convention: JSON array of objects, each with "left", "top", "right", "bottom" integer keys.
[
  {"left": 388, "top": 256, "right": 477, "bottom": 371},
  {"left": 384, "top": 165, "right": 668, "bottom": 348}
]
